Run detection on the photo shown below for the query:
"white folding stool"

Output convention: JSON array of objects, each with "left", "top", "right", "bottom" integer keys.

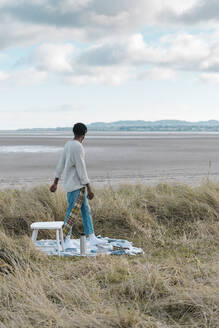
[{"left": 30, "top": 221, "right": 65, "bottom": 256}]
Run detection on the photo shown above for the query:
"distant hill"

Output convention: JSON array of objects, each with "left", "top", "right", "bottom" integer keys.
[
  {"left": 87, "top": 120, "right": 219, "bottom": 131},
  {"left": 2, "top": 120, "right": 219, "bottom": 132}
]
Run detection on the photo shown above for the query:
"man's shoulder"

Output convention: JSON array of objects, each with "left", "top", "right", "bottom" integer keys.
[
  {"left": 65, "top": 140, "right": 83, "bottom": 151},
  {"left": 64, "top": 140, "right": 72, "bottom": 149}
]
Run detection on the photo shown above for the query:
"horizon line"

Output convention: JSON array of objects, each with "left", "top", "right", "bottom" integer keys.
[{"left": 1, "top": 119, "right": 219, "bottom": 131}]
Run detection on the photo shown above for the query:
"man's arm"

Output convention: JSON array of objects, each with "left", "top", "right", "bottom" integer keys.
[
  {"left": 50, "top": 148, "right": 66, "bottom": 192},
  {"left": 74, "top": 145, "right": 94, "bottom": 199}
]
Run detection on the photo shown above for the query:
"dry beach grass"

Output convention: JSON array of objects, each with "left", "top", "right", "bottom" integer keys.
[{"left": 0, "top": 182, "right": 218, "bottom": 327}]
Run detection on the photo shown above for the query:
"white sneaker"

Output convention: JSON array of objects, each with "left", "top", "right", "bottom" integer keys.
[
  {"left": 64, "top": 235, "right": 72, "bottom": 249},
  {"left": 87, "top": 235, "right": 107, "bottom": 245}
]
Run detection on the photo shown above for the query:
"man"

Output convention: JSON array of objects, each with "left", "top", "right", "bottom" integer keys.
[{"left": 50, "top": 122, "right": 103, "bottom": 247}]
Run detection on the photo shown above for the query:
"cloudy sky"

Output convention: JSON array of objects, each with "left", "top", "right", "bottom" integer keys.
[{"left": 1, "top": 0, "right": 219, "bottom": 129}]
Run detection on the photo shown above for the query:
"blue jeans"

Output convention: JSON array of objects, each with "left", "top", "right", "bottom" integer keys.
[{"left": 64, "top": 188, "right": 94, "bottom": 236}]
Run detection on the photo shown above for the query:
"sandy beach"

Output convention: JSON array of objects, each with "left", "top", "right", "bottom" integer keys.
[{"left": 1, "top": 131, "right": 219, "bottom": 189}]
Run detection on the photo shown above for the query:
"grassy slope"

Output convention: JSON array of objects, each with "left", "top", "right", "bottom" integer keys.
[{"left": 0, "top": 182, "right": 218, "bottom": 328}]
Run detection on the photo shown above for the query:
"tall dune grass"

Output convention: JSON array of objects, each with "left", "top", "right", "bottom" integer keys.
[{"left": 0, "top": 182, "right": 218, "bottom": 327}]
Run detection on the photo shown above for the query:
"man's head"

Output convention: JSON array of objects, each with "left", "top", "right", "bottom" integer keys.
[{"left": 73, "top": 123, "right": 87, "bottom": 139}]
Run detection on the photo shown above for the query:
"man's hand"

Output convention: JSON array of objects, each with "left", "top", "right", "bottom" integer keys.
[
  {"left": 50, "top": 178, "right": 59, "bottom": 192},
  {"left": 87, "top": 190, "right": 94, "bottom": 200},
  {"left": 86, "top": 183, "right": 94, "bottom": 200},
  {"left": 50, "top": 183, "right": 57, "bottom": 192}
]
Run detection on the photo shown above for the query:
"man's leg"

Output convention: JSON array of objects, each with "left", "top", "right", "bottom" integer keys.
[
  {"left": 81, "top": 189, "right": 105, "bottom": 245},
  {"left": 64, "top": 189, "right": 81, "bottom": 237},
  {"left": 80, "top": 189, "right": 94, "bottom": 235}
]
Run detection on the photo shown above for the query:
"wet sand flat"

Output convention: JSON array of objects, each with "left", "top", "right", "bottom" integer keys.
[{"left": 0, "top": 132, "right": 219, "bottom": 189}]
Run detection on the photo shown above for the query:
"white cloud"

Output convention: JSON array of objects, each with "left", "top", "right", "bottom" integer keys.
[
  {"left": 160, "top": 33, "right": 210, "bottom": 69},
  {"left": 0, "top": 0, "right": 210, "bottom": 50},
  {"left": 1, "top": 0, "right": 219, "bottom": 87},
  {"left": 58, "top": 0, "right": 92, "bottom": 13},
  {"left": 31, "top": 43, "right": 74, "bottom": 73},
  {"left": 142, "top": 67, "right": 176, "bottom": 81},
  {"left": 64, "top": 65, "right": 130, "bottom": 86},
  {"left": 163, "top": 0, "right": 219, "bottom": 25},
  {"left": 0, "top": 68, "right": 47, "bottom": 87},
  {"left": 2, "top": 31, "right": 219, "bottom": 86},
  {"left": 0, "top": 71, "right": 9, "bottom": 81},
  {"left": 3, "top": 29, "right": 219, "bottom": 86},
  {"left": 0, "top": 0, "right": 150, "bottom": 50},
  {"left": 162, "top": 0, "right": 198, "bottom": 14},
  {"left": 76, "top": 32, "right": 213, "bottom": 72},
  {"left": 2, "top": 0, "right": 219, "bottom": 128},
  {"left": 12, "top": 68, "right": 47, "bottom": 85},
  {"left": 0, "top": 19, "right": 85, "bottom": 50},
  {"left": 200, "top": 45, "right": 219, "bottom": 71},
  {"left": 200, "top": 72, "right": 219, "bottom": 84}
]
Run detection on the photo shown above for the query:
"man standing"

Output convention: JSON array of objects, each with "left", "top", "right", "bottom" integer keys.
[{"left": 50, "top": 122, "right": 103, "bottom": 247}]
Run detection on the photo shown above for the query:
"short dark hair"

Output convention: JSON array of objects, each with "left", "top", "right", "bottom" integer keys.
[{"left": 73, "top": 122, "right": 87, "bottom": 136}]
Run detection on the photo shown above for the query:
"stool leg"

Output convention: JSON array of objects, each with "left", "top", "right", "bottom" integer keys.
[
  {"left": 60, "top": 228, "right": 65, "bottom": 251},
  {"left": 32, "top": 229, "right": 38, "bottom": 242},
  {"left": 56, "top": 229, "right": 60, "bottom": 256}
]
